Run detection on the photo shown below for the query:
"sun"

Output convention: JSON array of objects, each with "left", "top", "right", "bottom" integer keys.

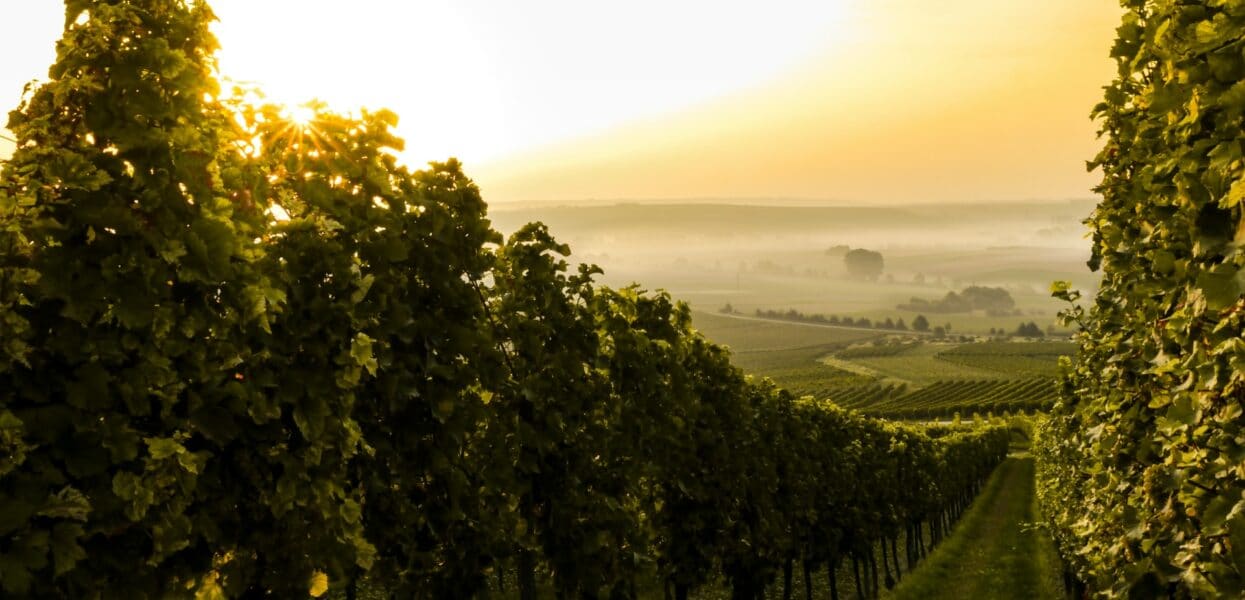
[{"left": 286, "top": 104, "right": 317, "bottom": 127}]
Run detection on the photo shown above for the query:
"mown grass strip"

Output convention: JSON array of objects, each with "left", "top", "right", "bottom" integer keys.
[{"left": 890, "top": 456, "right": 1062, "bottom": 600}]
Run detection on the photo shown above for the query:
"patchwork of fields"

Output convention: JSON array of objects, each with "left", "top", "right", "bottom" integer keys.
[{"left": 692, "top": 311, "right": 1074, "bottom": 419}]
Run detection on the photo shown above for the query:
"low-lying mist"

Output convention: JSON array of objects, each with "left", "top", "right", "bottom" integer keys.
[{"left": 486, "top": 200, "right": 1099, "bottom": 335}]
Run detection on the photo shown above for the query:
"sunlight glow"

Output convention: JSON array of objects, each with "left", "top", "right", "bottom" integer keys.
[
  {"left": 207, "top": 0, "right": 855, "bottom": 167},
  {"left": 267, "top": 203, "right": 292, "bottom": 222},
  {"left": 0, "top": 1, "right": 855, "bottom": 170},
  {"left": 0, "top": 1, "right": 1119, "bottom": 205},
  {"left": 285, "top": 104, "right": 317, "bottom": 128}
]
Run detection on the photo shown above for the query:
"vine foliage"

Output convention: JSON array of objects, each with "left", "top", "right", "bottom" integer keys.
[
  {"left": 1036, "top": 0, "right": 1245, "bottom": 597},
  {"left": 1, "top": 2, "right": 1011, "bottom": 598}
]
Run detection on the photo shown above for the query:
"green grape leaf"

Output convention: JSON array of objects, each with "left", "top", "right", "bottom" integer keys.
[{"left": 1195, "top": 267, "right": 1241, "bottom": 310}]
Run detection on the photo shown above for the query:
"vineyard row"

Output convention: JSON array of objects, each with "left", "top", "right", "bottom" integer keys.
[
  {"left": 831, "top": 379, "right": 1057, "bottom": 419},
  {"left": 0, "top": 4, "right": 1012, "bottom": 598}
]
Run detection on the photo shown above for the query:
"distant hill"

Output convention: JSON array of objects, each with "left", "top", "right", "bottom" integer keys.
[{"left": 488, "top": 200, "right": 1096, "bottom": 244}]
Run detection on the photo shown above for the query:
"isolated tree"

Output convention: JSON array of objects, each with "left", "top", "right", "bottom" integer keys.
[
  {"left": 843, "top": 248, "right": 884, "bottom": 280},
  {"left": 912, "top": 315, "right": 930, "bottom": 332}
]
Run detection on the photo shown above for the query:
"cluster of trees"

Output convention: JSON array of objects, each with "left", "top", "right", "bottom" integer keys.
[
  {"left": 843, "top": 248, "right": 884, "bottom": 280},
  {"left": 910, "top": 316, "right": 960, "bottom": 338},
  {"left": 985, "top": 322, "right": 1048, "bottom": 338},
  {"left": 1036, "top": 1, "right": 1245, "bottom": 596},
  {"left": 0, "top": 3, "right": 1012, "bottom": 599},
  {"left": 897, "top": 286, "right": 1018, "bottom": 316},
  {"left": 751, "top": 308, "right": 915, "bottom": 332}
]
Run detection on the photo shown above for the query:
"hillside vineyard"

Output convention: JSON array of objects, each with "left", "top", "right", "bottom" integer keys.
[{"left": 0, "top": 2, "right": 1011, "bottom": 598}]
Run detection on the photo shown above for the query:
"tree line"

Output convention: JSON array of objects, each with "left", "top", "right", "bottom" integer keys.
[
  {"left": 0, "top": 3, "right": 1010, "bottom": 598},
  {"left": 741, "top": 307, "right": 919, "bottom": 332},
  {"left": 897, "top": 286, "right": 1018, "bottom": 317}
]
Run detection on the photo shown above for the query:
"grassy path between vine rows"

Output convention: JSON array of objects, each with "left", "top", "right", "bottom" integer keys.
[
  {"left": 337, "top": 454, "right": 1057, "bottom": 600},
  {"left": 890, "top": 455, "right": 1062, "bottom": 600}
]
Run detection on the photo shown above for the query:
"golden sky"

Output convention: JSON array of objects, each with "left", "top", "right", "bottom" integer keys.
[{"left": 0, "top": 1, "right": 1121, "bottom": 205}]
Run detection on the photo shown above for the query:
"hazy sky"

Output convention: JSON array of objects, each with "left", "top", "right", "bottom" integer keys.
[{"left": 0, "top": 1, "right": 1121, "bottom": 205}]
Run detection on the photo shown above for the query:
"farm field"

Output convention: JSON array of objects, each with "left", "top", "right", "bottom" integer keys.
[
  {"left": 824, "top": 383, "right": 911, "bottom": 411},
  {"left": 693, "top": 314, "right": 1071, "bottom": 418},
  {"left": 690, "top": 311, "right": 881, "bottom": 396},
  {"left": 833, "top": 342, "right": 1004, "bottom": 386},
  {"left": 690, "top": 311, "right": 884, "bottom": 352},
  {"left": 826, "top": 341, "right": 1067, "bottom": 417},
  {"left": 936, "top": 342, "right": 1075, "bottom": 378},
  {"left": 726, "top": 344, "right": 872, "bottom": 398},
  {"left": 851, "top": 379, "right": 1057, "bottom": 419},
  {"left": 834, "top": 341, "right": 920, "bottom": 359}
]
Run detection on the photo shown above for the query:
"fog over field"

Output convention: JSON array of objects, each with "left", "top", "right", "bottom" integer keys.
[{"left": 490, "top": 199, "right": 1099, "bottom": 335}]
